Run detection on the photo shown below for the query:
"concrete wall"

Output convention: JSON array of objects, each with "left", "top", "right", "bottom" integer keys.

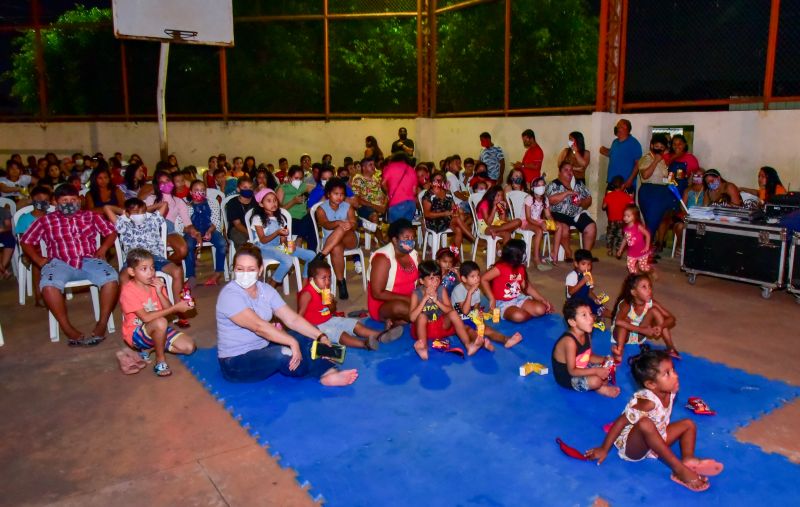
[{"left": 2, "top": 109, "right": 799, "bottom": 228}]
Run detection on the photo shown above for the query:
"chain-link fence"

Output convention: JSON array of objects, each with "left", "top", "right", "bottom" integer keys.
[{"left": 0, "top": 0, "right": 798, "bottom": 120}]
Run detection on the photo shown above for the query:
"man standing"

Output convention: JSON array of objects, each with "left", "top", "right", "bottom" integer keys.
[
  {"left": 391, "top": 127, "right": 415, "bottom": 158},
  {"left": 513, "top": 129, "right": 544, "bottom": 184},
  {"left": 600, "top": 119, "right": 642, "bottom": 191},
  {"left": 479, "top": 132, "right": 505, "bottom": 182}
]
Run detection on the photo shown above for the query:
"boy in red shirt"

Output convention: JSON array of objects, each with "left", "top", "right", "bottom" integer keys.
[
  {"left": 602, "top": 176, "right": 634, "bottom": 257},
  {"left": 119, "top": 249, "right": 196, "bottom": 377},
  {"left": 297, "top": 258, "right": 402, "bottom": 350}
]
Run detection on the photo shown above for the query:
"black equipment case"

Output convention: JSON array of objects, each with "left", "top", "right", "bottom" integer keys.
[
  {"left": 788, "top": 232, "right": 800, "bottom": 303},
  {"left": 681, "top": 218, "right": 788, "bottom": 299}
]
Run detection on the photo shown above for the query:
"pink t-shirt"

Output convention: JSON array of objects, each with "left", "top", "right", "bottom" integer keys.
[
  {"left": 119, "top": 281, "right": 166, "bottom": 346},
  {"left": 624, "top": 223, "right": 648, "bottom": 258},
  {"left": 144, "top": 194, "right": 191, "bottom": 226},
  {"left": 523, "top": 194, "right": 549, "bottom": 221},
  {"left": 382, "top": 160, "right": 417, "bottom": 205}
]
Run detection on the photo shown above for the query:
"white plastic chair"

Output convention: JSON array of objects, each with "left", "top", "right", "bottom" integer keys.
[
  {"left": 221, "top": 193, "right": 240, "bottom": 275},
  {"left": 189, "top": 193, "right": 229, "bottom": 280},
  {"left": 115, "top": 221, "right": 177, "bottom": 304},
  {"left": 43, "top": 240, "right": 116, "bottom": 342},
  {"left": 1, "top": 197, "right": 17, "bottom": 278},
  {"left": 418, "top": 189, "right": 452, "bottom": 259},
  {"left": 309, "top": 201, "right": 367, "bottom": 296},
  {"left": 506, "top": 190, "right": 552, "bottom": 266},
  {"left": 468, "top": 193, "right": 501, "bottom": 266},
  {"left": 12, "top": 204, "right": 56, "bottom": 305},
  {"left": 0, "top": 320, "right": 4, "bottom": 347},
  {"left": 244, "top": 208, "right": 300, "bottom": 295}
]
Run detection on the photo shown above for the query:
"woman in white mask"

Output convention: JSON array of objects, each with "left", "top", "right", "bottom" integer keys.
[
  {"left": 557, "top": 131, "right": 591, "bottom": 185},
  {"left": 276, "top": 165, "right": 317, "bottom": 251},
  {"left": 216, "top": 244, "right": 358, "bottom": 386}
]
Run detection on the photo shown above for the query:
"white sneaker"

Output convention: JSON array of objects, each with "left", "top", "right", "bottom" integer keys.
[{"left": 354, "top": 260, "right": 363, "bottom": 274}]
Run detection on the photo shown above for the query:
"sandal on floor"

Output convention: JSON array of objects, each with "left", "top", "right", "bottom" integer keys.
[
  {"left": 203, "top": 277, "right": 219, "bottom": 286},
  {"left": 175, "top": 319, "right": 191, "bottom": 329},
  {"left": 686, "top": 397, "right": 716, "bottom": 415},
  {"left": 377, "top": 325, "right": 404, "bottom": 344},
  {"left": 366, "top": 334, "right": 380, "bottom": 351},
  {"left": 68, "top": 335, "right": 104, "bottom": 347},
  {"left": 668, "top": 348, "right": 682, "bottom": 360},
  {"left": 347, "top": 310, "right": 369, "bottom": 318},
  {"left": 670, "top": 473, "right": 710, "bottom": 492},
  {"left": 153, "top": 361, "right": 172, "bottom": 377},
  {"left": 686, "top": 459, "right": 724, "bottom": 476}
]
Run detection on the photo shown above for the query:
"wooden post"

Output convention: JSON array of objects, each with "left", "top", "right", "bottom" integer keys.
[
  {"left": 157, "top": 43, "right": 170, "bottom": 161},
  {"left": 595, "top": 0, "right": 609, "bottom": 111},
  {"left": 763, "top": 0, "right": 781, "bottom": 109},
  {"left": 429, "top": 0, "right": 438, "bottom": 116},
  {"left": 323, "top": 0, "right": 330, "bottom": 120},
  {"left": 120, "top": 42, "right": 130, "bottom": 120},
  {"left": 615, "top": 0, "right": 629, "bottom": 114},
  {"left": 31, "top": 0, "right": 48, "bottom": 119},
  {"left": 219, "top": 48, "right": 229, "bottom": 120}
]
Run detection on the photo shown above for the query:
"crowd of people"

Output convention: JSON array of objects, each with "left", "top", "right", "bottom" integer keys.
[{"left": 3, "top": 120, "right": 777, "bottom": 491}]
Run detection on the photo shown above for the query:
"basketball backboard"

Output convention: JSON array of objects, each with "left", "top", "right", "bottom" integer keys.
[{"left": 112, "top": 0, "right": 234, "bottom": 46}]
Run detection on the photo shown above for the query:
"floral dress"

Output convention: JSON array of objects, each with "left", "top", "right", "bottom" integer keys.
[
  {"left": 614, "top": 389, "right": 675, "bottom": 461},
  {"left": 423, "top": 189, "right": 455, "bottom": 233}
]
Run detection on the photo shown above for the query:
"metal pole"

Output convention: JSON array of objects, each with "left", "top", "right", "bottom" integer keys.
[
  {"left": 615, "top": 0, "right": 629, "bottom": 114},
  {"left": 219, "top": 48, "right": 229, "bottom": 120},
  {"left": 503, "top": 0, "right": 511, "bottom": 115},
  {"left": 120, "top": 42, "right": 130, "bottom": 120},
  {"left": 323, "top": 0, "right": 330, "bottom": 120},
  {"left": 157, "top": 42, "right": 170, "bottom": 161},
  {"left": 31, "top": 0, "right": 47, "bottom": 119},
  {"left": 417, "top": 0, "right": 424, "bottom": 116},
  {"left": 763, "top": 0, "right": 781, "bottom": 109},
  {"left": 595, "top": 0, "right": 609, "bottom": 111},
  {"left": 429, "top": 0, "right": 438, "bottom": 116}
]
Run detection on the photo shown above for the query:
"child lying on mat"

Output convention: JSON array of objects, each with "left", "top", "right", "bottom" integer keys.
[
  {"left": 551, "top": 299, "right": 620, "bottom": 398},
  {"left": 451, "top": 261, "right": 522, "bottom": 348},
  {"left": 297, "top": 258, "right": 402, "bottom": 351},
  {"left": 585, "top": 345, "right": 723, "bottom": 493},
  {"left": 409, "top": 260, "right": 489, "bottom": 360}
]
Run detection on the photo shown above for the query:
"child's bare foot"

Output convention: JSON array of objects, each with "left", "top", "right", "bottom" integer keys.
[
  {"left": 467, "top": 335, "right": 484, "bottom": 356},
  {"left": 612, "top": 348, "right": 623, "bottom": 364},
  {"left": 320, "top": 368, "right": 359, "bottom": 386},
  {"left": 504, "top": 332, "right": 523, "bottom": 348},
  {"left": 671, "top": 465, "right": 708, "bottom": 491},
  {"left": 483, "top": 338, "right": 495, "bottom": 352},
  {"left": 597, "top": 384, "right": 621, "bottom": 398},
  {"left": 413, "top": 340, "right": 429, "bottom": 360}
]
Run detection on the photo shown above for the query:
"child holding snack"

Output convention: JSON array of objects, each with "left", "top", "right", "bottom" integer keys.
[
  {"left": 297, "top": 258, "right": 402, "bottom": 350},
  {"left": 475, "top": 186, "right": 521, "bottom": 247},
  {"left": 551, "top": 299, "right": 620, "bottom": 398},
  {"left": 565, "top": 249, "right": 610, "bottom": 322},
  {"left": 585, "top": 345, "right": 723, "bottom": 492},
  {"left": 451, "top": 261, "right": 522, "bottom": 348},
  {"left": 482, "top": 239, "right": 552, "bottom": 323},
  {"left": 436, "top": 247, "right": 459, "bottom": 296},
  {"left": 119, "top": 248, "right": 196, "bottom": 377}
]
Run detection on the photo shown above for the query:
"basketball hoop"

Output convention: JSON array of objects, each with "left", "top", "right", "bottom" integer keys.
[{"left": 164, "top": 29, "right": 199, "bottom": 41}]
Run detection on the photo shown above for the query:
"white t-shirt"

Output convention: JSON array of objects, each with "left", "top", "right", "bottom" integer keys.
[
  {"left": 565, "top": 271, "right": 579, "bottom": 288},
  {"left": 445, "top": 172, "right": 466, "bottom": 204},
  {"left": 0, "top": 175, "right": 31, "bottom": 198}
]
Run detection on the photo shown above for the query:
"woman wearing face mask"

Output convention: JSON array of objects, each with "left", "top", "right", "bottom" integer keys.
[
  {"left": 144, "top": 170, "right": 197, "bottom": 263},
  {"left": 703, "top": 169, "right": 742, "bottom": 206},
  {"left": 277, "top": 165, "right": 317, "bottom": 252},
  {"left": 635, "top": 133, "right": 677, "bottom": 250},
  {"left": 557, "top": 131, "right": 591, "bottom": 185},
  {"left": 368, "top": 219, "right": 419, "bottom": 329},
  {"left": 504, "top": 168, "right": 528, "bottom": 193},
  {"left": 215, "top": 244, "right": 359, "bottom": 386}
]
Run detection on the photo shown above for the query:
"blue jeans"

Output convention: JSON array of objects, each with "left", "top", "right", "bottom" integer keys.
[
  {"left": 218, "top": 331, "right": 334, "bottom": 382},
  {"left": 388, "top": 199, "right": 416, "bottom": 223},
  {"left": 259, "top": 244, "right": 316, "bottom": 282},
  {"left": 184, "top": 230, "right": 227, "bottom": 278}
]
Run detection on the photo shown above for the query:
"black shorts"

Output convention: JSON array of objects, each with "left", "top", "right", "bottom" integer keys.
[{"left": 551, "top": 211, "right": 595, "bottom": 232}]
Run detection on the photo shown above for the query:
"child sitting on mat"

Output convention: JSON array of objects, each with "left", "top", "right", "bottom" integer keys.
[
  {"left": 410, "top": 260, "right": 487, "bottom": 360},
  {"left": 451, "top": 261, "right": 522, "bottom": 348},
  {"left": 436, "top": 247, "right": 459, "bottom": 296},
  {"left": 551, "top": 299, "right": 620, "bottom": 398},
  {"left": 119, "top": 248, "right": 196, "bottom": 377},
  {"left": 297, "top": 258, "right": 401, "bottom": 350},
  {"left": 565, "top": 249, "right": 611, "bottom": 322},
  {"left": 482, "top": 239, "right": 552, "bottom": 323},
  {"left": 585, "top": 345, "right": 723, "bottom": 492},
  {"left": 610, "top": 273, "right": 679, "bottom": 363}
]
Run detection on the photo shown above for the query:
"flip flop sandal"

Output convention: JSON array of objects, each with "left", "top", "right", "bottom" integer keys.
[
  {"left": 68, "top": 335, "right": 104, "bottom": 347},
  {"left": 670, "top": 473, "right": 710, "bottom": 492},
  {"left": 431, "top": 339, "right": 465, "bottom": 358},
  {"left": 378, "top": 325, "right": 404, "bottom": 344},
  {"left": 668, "top": 348, "right": 682, "bottom": 360},
  {"left": 686, "top": 397, "right": 716, "bottom": 415},
  {"left": 203, "top": 278, "right": 219, "bottom": 286},
  {"left": 153, "top": 361, "right": 172, "bottom": 377},
  {"left": 686, "top": 459, "right": 724, "bottom": 476},
  {"left": 347, "top": 310, "right": 369, "bottom": 318},
  {"left": 175, "top": 319, "right": 191, "bottom": 329},
  {"left": 555, "top": 438, "right": 588, "bottom": 461},
  {"left": 366, "top": 333, "right": 380, "bottom": 351}
]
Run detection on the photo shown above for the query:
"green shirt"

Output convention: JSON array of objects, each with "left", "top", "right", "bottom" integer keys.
[{"left": 279, "top": 183, "right": 308, "bottom": 220}]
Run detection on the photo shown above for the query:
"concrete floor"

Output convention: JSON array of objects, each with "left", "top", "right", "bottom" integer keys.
[{"left": 1, "top": 245, "right": 798, "bottom": 506}]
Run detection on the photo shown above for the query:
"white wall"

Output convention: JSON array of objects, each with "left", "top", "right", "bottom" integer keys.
[{"left": 3, "top": 109, "right": 798, "bottom": 227}]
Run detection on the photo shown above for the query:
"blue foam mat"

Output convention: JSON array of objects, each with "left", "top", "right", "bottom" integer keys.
[{"left": 182, "top": 315, "right": 800, "bottom": 506}]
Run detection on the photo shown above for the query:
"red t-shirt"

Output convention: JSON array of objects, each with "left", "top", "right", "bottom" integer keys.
[
  {"left": 490, "top": 262, "right": 527, "bottom": 301},
  {"left": 298, "top": 283, "right": 332, "bottom": 325},
  {"left": 522, "top": 144, "right": 544, "bottom": 183},
  {"left": 603, "top": 190, "right": 633, "bottom": 222}
]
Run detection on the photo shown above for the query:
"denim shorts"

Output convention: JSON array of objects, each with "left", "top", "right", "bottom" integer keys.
[
  {"left": 387, "top": 199, "right": 416, "bottom": 223},
  {"left": 40, "top": 257, "right": 119, "bottom": 292},
  {"left": 496, "top": 294, "right": 532, "bottom": 315},
  {"left": 318, "top": 316, "right": 358, "bottom": 344}
]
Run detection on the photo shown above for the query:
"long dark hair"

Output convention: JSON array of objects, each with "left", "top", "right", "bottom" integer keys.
[
  {"left": 124, "top": 162, "right": 143, "bottom": 191},
  {"left": 478, "top": 185, "right": 504, "bottom": 217},
  {"left": 497, "top": 239, "right": 527, "bottom": 268},
  {"left": 611, "top": 273, "right": 651, "bottom": 322},
  {"left": 760, "top": 166, "right": 783, "bottom": 200},
  {"left": 88, "top": 165, "right": 117, "bottom": 205},
  {"left": 569, "top": 131, "right": 586, "bottom": 155},
  {"left": 629, "top": 344, "right": 671, "bottom": 388},
  {"left": 253, "top": 192, "right": 287, "bottom": 229},
  {"left": 151, "top": 169, "right": 172, "bottom": 204}
]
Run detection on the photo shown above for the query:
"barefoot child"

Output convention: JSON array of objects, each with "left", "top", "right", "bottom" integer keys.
[
  {"left": 120, "top": 249, "right": 196, "bottom": 377},
  {"left": 482, "top": 239, "right": 552, "bottom": 323},
  {"left": 610, "top": 273, "right": 679, "bottom": 362},
  {"left": 565, "top": 249, "right": 611, "bottom": 324},
  {"left": 551, "top": 299, "right": 620, "bottom": 398},
  {"left": 451, "top": 261, "right": 522, "bottom": 348},
  {"left": 585, "top": 346, "right": 723, "bottom": 492},
  {"left": 617, "top": 204, "right": 652, "bottom": 274},
  {"left": 410, "top": 260, "right": 486, "bottom": 360},
  {"left": 297, "top": 258, "right": 402, "bottom": 350}
]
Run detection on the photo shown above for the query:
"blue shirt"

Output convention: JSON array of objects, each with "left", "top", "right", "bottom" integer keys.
[
  {"left": 607, "top": 136, "right": 642, "bottom": 184},
  {"left": 190, "top": 201, "right": 213, "bottom": 234},
  {"left": 308, "top": 183, "right": 354, "bottom": 208},
  {"left": 319, "top": 200, "right": 350, "bottom": 241},
  {"left": 480, "top": 145, "right": 505, "bottom": 180},
  {"left": 224, "top": 178, "right": 239, "bottom": 196}
]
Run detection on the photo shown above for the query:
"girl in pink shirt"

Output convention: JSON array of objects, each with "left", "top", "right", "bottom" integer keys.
[{"left": 616, "top": 204, "right": 651, "bottom": 274}]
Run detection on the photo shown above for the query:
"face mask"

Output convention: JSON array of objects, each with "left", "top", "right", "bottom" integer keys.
[
  {"left": 240, "top": 189, "right": 254, "bottom": 199},
  {"left": 191, "top": 191, "right": 206, "bottom": 202},
  {"left": 512, "top": 177, "right": 524, "bottom": 185},
  {"left": 398, "top": 239, "right": 415, "bottom": 253},
  {"left": 340, "top": 176, "right": 349, "bottom": 182},
  {"left": 533, "top": 186, "right": 545, "bottom": 196},
  {"left": 320, "top": 179, "right": 329, "bottom": 188},
  {"left": 652, "top": 148, "right": 664, "bottom": 154},
  {"left": 75, "top": 159, "right": 83, "bottom": 166},
  {"left": 32, "top": 200, "right": 49, "bottom": 211},
  {"left": 291, "top": 179, "right": 302, "bottom": 189},
  {"left": 129, "top": 213, "right": 147, "bottom": 226},
  {"left": 58, "top": 202, "right": 79, "bottom": 216},
  {"left": 480, "top": 140, "right": 490, "bottom": 148},
  {"left": 234, "top": 271, "right": 258, "bottom": 289},
  {"left": 174, "top": 187, "right": 190, "bottom": 198},
  {"left": 567, "top": 140, "right": 575, "bottom": 148},
  {"left": 159, "top": 181, "right": 174, "bottom": 194},
  {"left": 432, "top": 180, "right": 443, "bottom": 188},
  {"left": 692, "top": 176, "right": 703, "bottom": 185},
  {"left": 707, "top": 180, "right": 720, "bottom": 191}
]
